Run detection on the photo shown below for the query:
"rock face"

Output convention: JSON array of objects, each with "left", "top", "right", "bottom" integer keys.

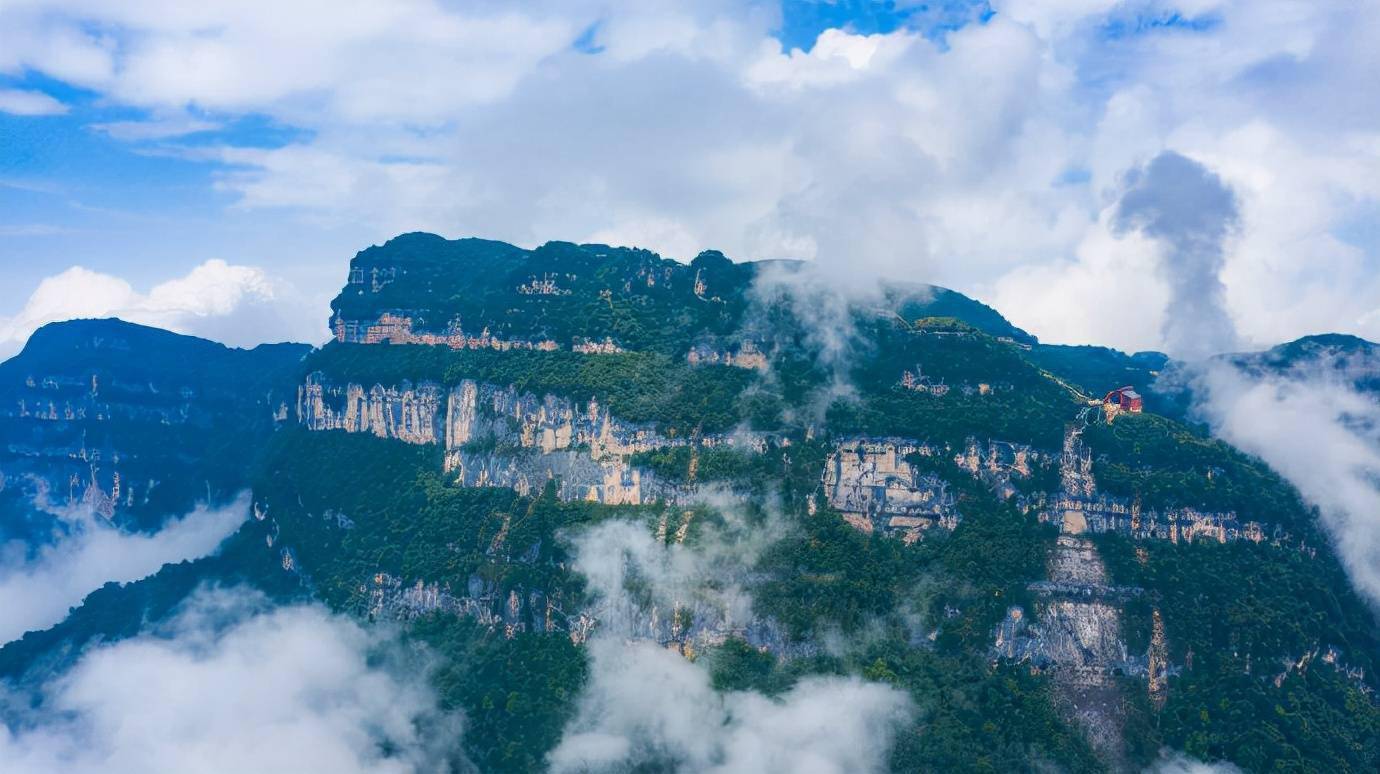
[
  {"left": 1036, "top": 535, "right": 1136, "bottom": 758},
  {"left": 362, "top": 505, "right": 805, "bottom": 659},
  {"left": 448, "top": 449, "right": 690, "bottom": 505},
  {"left": 298, "top": 378, "right": 446, "bottom": 445},
  {"left": 332, "top": 311, "right": 560, "bottom": 352},
  {"left": 365, "top": 571, "right": 560, "bottom": 640},
  {"left": 953, "top": 437, "right": 1039, "bottom": 500},
  {"left": 686, "top": 341, "right": 769, "bottom": 371},
  {"left": 298, "top": 373, "right": 769, "bottom": 506}
]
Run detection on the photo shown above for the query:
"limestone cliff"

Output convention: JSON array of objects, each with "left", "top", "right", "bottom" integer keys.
[{"left": 298, "top": 373, "right": 771, "bottom": 506}]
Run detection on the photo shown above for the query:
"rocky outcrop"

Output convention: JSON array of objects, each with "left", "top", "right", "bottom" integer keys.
[
  {"left": 686, "top": 341, "right": 769, "bottom": 371},
  {"left": 822, "top": 436, "right": 1040, "bottom": 542},
  {"left": 367, "top": 565, "right": 804, "bottom": 657},
  {"left": 954, "top": 437, "right": 1040, "bottom": 500},
  {"left": 365, "top": 572, "right": 558, "bottom": 640},
  {"left": 298, "top": 378, "right": 446, "bottom": 444},
  {"left": 448, "top": 449, "right": 691, "bottom": 506},
  {"left": 333, "top": 311, "right": 560, "bottom": 352}
]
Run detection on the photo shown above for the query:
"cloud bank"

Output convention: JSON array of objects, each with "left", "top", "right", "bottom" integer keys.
[
  {"left": 0, "top": 587, "right": 462, "bottom": 774},
  {"left": 0, "top": 495, "right": 247, "bottom": 644},
  {"left": 1148, "top": 751, "right": 1244, "bottom": 774},
  {"left": 552, "top": 638, "right": 912, "bottom": 774}
]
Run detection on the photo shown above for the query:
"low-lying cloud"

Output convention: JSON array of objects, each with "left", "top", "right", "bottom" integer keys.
[
  {"left": 0, "top": 587, "right": 463, "bottom": 773},
  {"left": 1189, "top": 358, "right": 1380, "bottom": 605},
  {"left": 0, "top": 495, "right": 248, "bottom": 644},
  {"left": 550, "top": 511, "right": 914, "bottom": 773},
  {"left": 747, "top": 261, "right": 897, "bottom": 419}
]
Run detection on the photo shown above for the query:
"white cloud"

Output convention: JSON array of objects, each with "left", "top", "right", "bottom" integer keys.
[
  {"left": 0, "top": 587, "right": 462, "bottom": 774},
  {"left": 90, "top": 114, "right": 221, "bottom": 140},
  {"left": 0, "top": 88, "right": 67, "bottom": 116},
  {"left": 0, "top": 259, "right": 328, "bottom": 359},
  {"left": 0, "top": 495, "right": 248, "bottom": 644},
  {"left": 0, "top": 224, "right": 67, "bottom": 237},
  {"left": 991, "top": 219, "right": 1169, "bottom": 353},
  {"left": 0, "top": 0, "right": 577, "bottom": 121},
  {"left": 1190, "top": 357, "right": 1380, "bottom": 605}
]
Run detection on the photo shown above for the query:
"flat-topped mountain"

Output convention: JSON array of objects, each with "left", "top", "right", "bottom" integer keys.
[{"left": 328, "top": 232, "right": 1035, "bottom": 354}]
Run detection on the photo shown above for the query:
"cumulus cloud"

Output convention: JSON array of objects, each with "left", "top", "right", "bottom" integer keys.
[
  {"left": 0, "top": 259, "right": 327, "bottom": 359},
  {"left": 1113, "top": 151, "right": 1240, "bottom": 360},
  {"left": 552, "top": 513, "right": 914, "bottom": 772},
  {"left": 0, "top": 88, "right": 67, "bottom": 116},
  {"left": 0, "top": 587, "right": 463, "bottom": 773},
  {"left": 0, "top": 494, "right": 248, "bottom": 644},
  {"left": 1189, "top": 355, "right": 1380, "bottom": 604}
]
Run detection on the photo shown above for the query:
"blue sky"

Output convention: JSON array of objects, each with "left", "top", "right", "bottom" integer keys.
[{"left": 1, "top": 0, "right": 1378, "bottom": 357}]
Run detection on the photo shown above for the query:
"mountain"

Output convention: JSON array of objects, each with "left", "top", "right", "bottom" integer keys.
[
  {"left": 0, "top": 319, "right": 308, "bottom": 540},
  {"left": 2, "top": 235, "right": 1377, "bottom": 773},
  {"left": 1228, "top": 333, "right": 1380, "bottom": 394}
]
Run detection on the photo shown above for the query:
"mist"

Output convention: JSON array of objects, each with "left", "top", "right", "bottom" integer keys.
[{"left": 0, "top": 495, "right": 249, "bottom": 644}]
